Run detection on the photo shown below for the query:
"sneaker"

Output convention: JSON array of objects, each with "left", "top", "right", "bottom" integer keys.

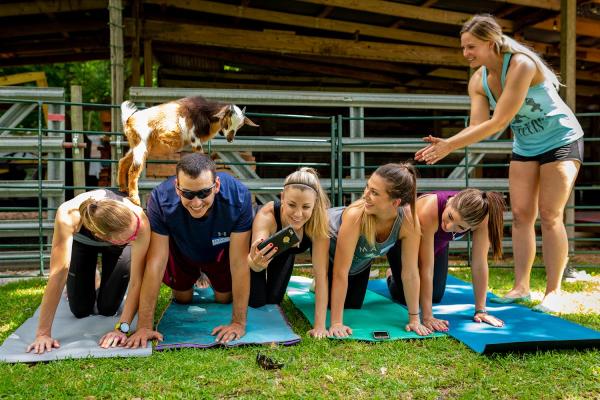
[
  {"left": 562, "top": 266, "right": 578, "bottom": 282},
  {"left": 563, "top": 266, "right": 592, "bottom": 282}
]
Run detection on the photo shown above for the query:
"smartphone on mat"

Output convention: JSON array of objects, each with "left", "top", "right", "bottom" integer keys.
[
  {"left": 372, "top": 331, "right": 390, "bottom": 340},
  {"left": 257, "top": 226, "right": 300, "bottom": 257}
]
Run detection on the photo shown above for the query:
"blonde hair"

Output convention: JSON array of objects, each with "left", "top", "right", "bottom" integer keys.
[
  {"left": 283, "top": 167, "right": 330, "bottom": 240},
  {"left": 461, "top": 14, "right": 560, "bottom": 89},
  {"left": 348, "top": 163, "right": 419, "bottom": 247},
  {"left": 450, "top": 188, "right": 506, "bottom": 259},
  {"left": 78, "top": 198, "right": 134, "bottom": 237}
]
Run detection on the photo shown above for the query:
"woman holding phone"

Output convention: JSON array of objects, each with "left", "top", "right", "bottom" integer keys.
[{"left": 247, "top": 168, "right": 330, "bottom": 338}]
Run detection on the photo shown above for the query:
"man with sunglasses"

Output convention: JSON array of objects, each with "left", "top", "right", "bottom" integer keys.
[{"left": 126, "top": 153, "right": 253, "bottom": 347}]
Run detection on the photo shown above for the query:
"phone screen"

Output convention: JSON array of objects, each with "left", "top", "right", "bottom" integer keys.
[{"left": 372, "top": 331, "right": 390, "bottom": 340}]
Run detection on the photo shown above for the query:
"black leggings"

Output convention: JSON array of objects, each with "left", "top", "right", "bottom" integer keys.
[
  {"left": 66, "top": 240, "right": 131, "bottom": 318},
  {"left": 249, "top": 252, "right": 296, "bottom": 308},
  {"left": 327, "top": 259, "right": 372, "bottom": 309},
  {"left": 386, "top": 243, "right": 449, "bottom": 305}
]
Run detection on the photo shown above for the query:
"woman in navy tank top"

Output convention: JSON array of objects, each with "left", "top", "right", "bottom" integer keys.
[
  {"left": 387, "top": 189, "right": 505, "bottom": 331},
  {"left": 415, "top": 15, "right": 583, "bottom": 313}
]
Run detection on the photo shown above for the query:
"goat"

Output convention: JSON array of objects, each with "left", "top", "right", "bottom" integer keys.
[{"left": 117, "top": 96, "right": 258, "bottom": 205}]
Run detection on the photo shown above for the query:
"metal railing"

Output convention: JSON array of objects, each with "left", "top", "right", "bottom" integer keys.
[{"left": 0, "top": 88, "right": 598, "bottom": 277}]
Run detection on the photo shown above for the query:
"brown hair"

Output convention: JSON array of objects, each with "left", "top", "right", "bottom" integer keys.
[
  {"left": 176, "top": 152, "right": 217, "bottom": 180},
  {"left": 348, "top": 163, "right": 419, "bottom": 247},
  {"left": 461, "top": 14, "right": 560, "bottom": 89},
  {"left": 78, "top": 198, "right": 134, "bottom": 238},
  {"left": 450, "top": 188, "right": 506, "bottom": 259},
  {"left": 283, "top": 167, "right": 330, "bottom": 240}
]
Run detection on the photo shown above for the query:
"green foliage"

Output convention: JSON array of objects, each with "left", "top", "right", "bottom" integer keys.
[
  {"left": 0, "top": 269, "right": 598, "bottom": 399},
  {"left": 1, "top": 61, "right": 112, "bottom": 104}
]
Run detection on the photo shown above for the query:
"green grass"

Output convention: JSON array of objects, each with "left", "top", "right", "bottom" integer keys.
[{"left": 0, "top": 269, "right": 599, "bottom": 399}]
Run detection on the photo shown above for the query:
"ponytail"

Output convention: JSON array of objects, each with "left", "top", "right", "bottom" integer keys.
[
  {"left": 452, "top": 189, "right": 506, "bottom": 259},
  {"left": 79, "top": 198, "right": 133, "bottom": 238},
  {"left": 483, "top": 191, "right": 506, "bottom": 259}
]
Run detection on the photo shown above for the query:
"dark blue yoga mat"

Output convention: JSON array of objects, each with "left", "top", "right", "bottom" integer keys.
[
  {"left": 156, "top": 287, "right": 300, "bottom": 350},
  {"left": 368, "top": 276, "right": 600, "bottom": 354}
]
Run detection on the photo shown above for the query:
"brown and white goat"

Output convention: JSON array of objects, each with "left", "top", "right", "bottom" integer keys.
[{"left": 117, "top": 96, "right": 258, "bottom": 205}]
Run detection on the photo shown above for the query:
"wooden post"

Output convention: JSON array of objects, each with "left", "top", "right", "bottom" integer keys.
[
  {"left": 109, "top": 0, "right": 124, "bottom": 187},
  {"left": 144, "top": 39, "right": 153, "bottom": 87},
  {"left": 560, "top": 0, "right": 576, "bottom": 255},
  {"left": 70, "top": 85, "right": 86, "bottom": 196},
  {"left": 131, "top": 0, "right": 141, "bottom": 87}
]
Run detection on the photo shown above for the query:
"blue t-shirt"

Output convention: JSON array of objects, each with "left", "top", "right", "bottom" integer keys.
[{"left": 147, "top": 172, "right": 253, "bottom": 262}]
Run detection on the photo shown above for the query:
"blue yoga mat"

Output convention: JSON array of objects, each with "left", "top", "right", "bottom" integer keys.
[
  {"left": 368, "top": 276, "right": 600, "bottom": 354},
  {"left": 155, "top": 287, "right": 300, "bottom": 350}
]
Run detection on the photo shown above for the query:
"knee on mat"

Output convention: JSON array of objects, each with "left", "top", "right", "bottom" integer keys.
[
  {"left": 70, "top": 307, "right": 92, "bottom": 319},
  {"left": 97, "top": 303, "right": 119, "bottom": 317},
  {"left": 248, "top": 299, "right": 266, "bottom": 309}
]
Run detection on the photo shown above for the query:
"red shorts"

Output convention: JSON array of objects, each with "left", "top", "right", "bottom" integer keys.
[{"left": 162, "top": 241, "right": 232, "bottom": 293}]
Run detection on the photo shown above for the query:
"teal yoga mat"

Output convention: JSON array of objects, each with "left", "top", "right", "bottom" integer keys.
[
  {"left": 287, "top": 276, "right": 445, "bottom": 341},
  {"left": 155, "top": 286, "right": 300, "bottom": 350}
]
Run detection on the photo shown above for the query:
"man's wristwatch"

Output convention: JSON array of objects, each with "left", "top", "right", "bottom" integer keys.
[{"left": 115, "top": 321, "right": 130, "bottom": 336}]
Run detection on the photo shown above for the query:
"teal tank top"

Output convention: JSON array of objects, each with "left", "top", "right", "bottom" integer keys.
[
  {"left": 481, "top": 53, "right": 583, "bottom": 157},
  {"left": 328, "top": 206, "right": 404, "bottom": 276}
]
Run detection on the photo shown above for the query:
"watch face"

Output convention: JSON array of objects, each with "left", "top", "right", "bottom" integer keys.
[{"left": 119, "top": 322, "right": 130, "bottom": 333}]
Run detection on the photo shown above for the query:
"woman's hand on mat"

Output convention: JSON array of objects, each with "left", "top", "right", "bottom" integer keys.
[
  {"left": 406, "top": 321, "right": 432, "bottom": 336},
  {"left": 422, "top": 316, "right": 449, "bottom": 332},
  {"left": 125, "top": 328, "right": 163, "bottom": 348},
  {"left": 99, "top": 330, "right": 128, "bottom": 348},
  {"left": 328, "top": 323, "right": 352, "bottom": 338},
  {"left": 26, "top": 335, "right": 60, "bottom": 354},
  {"left": 415, "top": 135, "right": 452, "bottom": 165},
  {"left": 308, "top": 326, "right": 329, "bottom": 339},
  {"left": 473, "top": 312, "right": 504, "bottom": 327},
  {"left": 212, "top": 322, "right": 245, "bottom": 343},
  {"left": 248, "top": 238, "right": 278, "bottom": 271}
]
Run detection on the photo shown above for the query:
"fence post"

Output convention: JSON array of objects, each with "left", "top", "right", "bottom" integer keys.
[
  {"left": 349, "top": 107, "right": 364, "bottom": 202},
  {"left": 70, "top": 86, "right": 86, "bottom": 196}
]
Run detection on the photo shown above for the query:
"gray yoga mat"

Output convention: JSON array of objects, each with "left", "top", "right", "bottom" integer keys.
[{"left": 0, "top": 291, "right": 151, "bottom": 363}]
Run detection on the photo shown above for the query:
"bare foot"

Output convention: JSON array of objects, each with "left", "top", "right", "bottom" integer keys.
[{"left": 196, "top": 272, "right": 211, "bottom": 289}]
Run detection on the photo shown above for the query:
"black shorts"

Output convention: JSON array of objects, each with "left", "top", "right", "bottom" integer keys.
[{"left": 511, "top": 137, "right": 583, "bottom": 165}]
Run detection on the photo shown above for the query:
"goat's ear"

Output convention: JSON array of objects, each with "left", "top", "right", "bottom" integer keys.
[
  {"left": 244, "top": 117, "right": 259, "bottom": 127},
  {"left": 214, "top": 105, "right": 229, "bottom": 119},
  {"left": 241, "top": 106, "right": 246, "bottom": 114}
]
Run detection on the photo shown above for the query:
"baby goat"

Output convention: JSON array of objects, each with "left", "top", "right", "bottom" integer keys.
[{"left": 118, "top": 96, "right": 258, "bottom": 205}]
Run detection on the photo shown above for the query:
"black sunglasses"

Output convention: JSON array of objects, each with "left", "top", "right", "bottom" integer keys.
[
  {"left": 177, "top": 183, "right": 215, "bottom": 200},
  {"left": 256, "top": 352, "right": 284, "bottom": 370}
]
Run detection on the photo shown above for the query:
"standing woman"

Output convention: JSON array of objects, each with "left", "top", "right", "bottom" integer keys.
[
  {"left": 387, "top": 189, "right": 505, "bottom": 331},
  {"left": 327, "top": 163, "right": 430, "bottom": 338},
  {"left": 415, "top": 14, "right": 583, "bottom": 312},
  {"left": 26, "top": 189, "right": 150, "bottom": 354},
  {"left": 248, "top": 168, "right": 330, "bottom": 338}
]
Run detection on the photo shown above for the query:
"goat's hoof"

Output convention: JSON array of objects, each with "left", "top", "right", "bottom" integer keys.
[{"left": 129, "top": 195, "right": 141, "bottom": 206}]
